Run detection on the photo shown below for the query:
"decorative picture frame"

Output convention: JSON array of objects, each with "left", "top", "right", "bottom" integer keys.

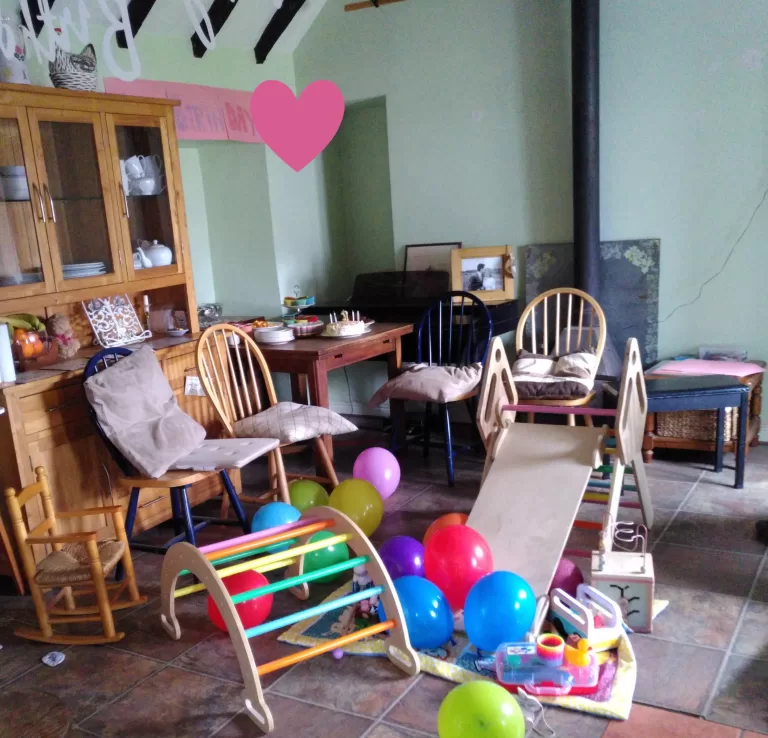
[
  {"left": 403, "top": 242, "right": 462, "bottom": 273},
  {"left": 451, "top": 245, "right": 515, "bottom": 302}
]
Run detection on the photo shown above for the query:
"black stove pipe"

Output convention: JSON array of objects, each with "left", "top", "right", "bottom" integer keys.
[{"left": 571, "top": 0, "right": 600, "bottom": 297}]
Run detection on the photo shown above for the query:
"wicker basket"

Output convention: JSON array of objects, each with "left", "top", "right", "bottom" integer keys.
[{"left": 656, "top": 407, "right": 739, "bottom": 442}]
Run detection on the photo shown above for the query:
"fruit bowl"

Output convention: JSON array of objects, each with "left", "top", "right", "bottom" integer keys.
[{"left": 13, "top": 331, "right": 59, "bottom": 371}]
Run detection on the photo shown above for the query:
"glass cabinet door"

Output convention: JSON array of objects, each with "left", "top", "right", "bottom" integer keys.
[
  {"left": 105, "top": 114, "right": 182, "bottom": 280},
  {"left": 0, "top": 105, "right": 54, "bottom": 298},
  {"left": 27, "top": 108, "right": 124, "bottom": 290}
]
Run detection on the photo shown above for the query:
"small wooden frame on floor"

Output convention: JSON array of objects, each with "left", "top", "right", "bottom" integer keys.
[{"left": 159, "top": 507, "right": 419, "bottom": 734}]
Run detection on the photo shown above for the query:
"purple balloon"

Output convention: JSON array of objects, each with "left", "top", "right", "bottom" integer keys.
[
  {"left": 379, "top": 536, "right": 425, "bottom": 579},
  {"left": 353, "top": 447, "right": 401, "bottom": 499}
]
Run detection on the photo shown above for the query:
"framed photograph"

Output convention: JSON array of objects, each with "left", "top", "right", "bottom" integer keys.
[
  {"left": 404, "top": 242, "right": 462, "bottom": 273},
  {"left": 451, "top": 245, "right": 515, "bottom": 302}
]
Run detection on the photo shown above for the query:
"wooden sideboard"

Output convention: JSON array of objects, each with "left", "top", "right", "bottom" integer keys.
[
  {"left": 0, "top": 85, "right": 233, "bottom": 583},
  {"left": 0, "top": 336, "right": 236, "bottom": 576}
]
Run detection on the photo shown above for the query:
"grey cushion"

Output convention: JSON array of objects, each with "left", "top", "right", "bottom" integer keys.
[
  {"left": 234, "top": 402, "right": 357, "bottom": 444},
  {"left": 85, "top": 346, "right": 206, "bottom": 478},
  {"left": 369, "top": 363, "right": 483, "bottom": 406}
]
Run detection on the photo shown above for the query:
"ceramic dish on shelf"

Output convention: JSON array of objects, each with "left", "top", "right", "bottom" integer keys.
[
  {"left": 166, "top": 328, "right": 189, "bottom": 337},
  {"left": 253, "top": 327, "right": 295, "bottom": 344}
]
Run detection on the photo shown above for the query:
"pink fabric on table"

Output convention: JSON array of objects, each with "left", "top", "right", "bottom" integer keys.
[
  {"left": 198, "top": 518, "right": 320, "bottom": 555},
  {"left": 652, "top": 359, "right": 765, "bottom": 378}
]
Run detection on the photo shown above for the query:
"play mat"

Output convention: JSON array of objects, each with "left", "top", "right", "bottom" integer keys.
[{"left": 279, "top": 581, "right": 669, "bottom": 721}]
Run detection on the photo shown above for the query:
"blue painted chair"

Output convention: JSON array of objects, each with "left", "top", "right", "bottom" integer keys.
[
  {"left": 416, "top": 291, "right": 493, "bottom": 485},
  {"left": 83, "top": 348, "right": 250, "bottom": 564}
]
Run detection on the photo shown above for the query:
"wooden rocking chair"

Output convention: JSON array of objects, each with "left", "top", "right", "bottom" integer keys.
[
  {"left": 515, "top": 287, "right": 606, "bottom": 426},
  {"left": 5, "top": 467, "right": 147, "bottom": 645}
]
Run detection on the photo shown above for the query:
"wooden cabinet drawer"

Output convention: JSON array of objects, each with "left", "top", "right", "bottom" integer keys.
[{"left": 20, "top": 384, "right": 89, "bottom": 436}]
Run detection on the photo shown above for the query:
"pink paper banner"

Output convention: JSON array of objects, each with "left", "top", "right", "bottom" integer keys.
[
  {"left": 104, "top": 78, "right": 262, "bottom": 144},
  {"left": 217, "top": 88, "right": 263, "bottom": 143}
]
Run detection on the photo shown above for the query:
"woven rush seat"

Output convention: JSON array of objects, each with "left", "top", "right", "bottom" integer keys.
[{"left": 35, "top": 539, "right": 125, "bottom": 586}]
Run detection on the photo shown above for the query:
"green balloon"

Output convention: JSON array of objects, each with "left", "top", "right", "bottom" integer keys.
[
  {"left": 304, "top": 531, "right": 350, "bottom": 583},
  {"left": 289, "top": 479, "right": 330, "bottom": 513},
  {"left": 437, "top": 682, "right": 525, "bottom": 738}
]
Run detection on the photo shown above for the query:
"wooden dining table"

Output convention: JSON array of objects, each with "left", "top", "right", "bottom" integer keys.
[{"left": 257, "top": 322, "right": 414, "bottom": 461}]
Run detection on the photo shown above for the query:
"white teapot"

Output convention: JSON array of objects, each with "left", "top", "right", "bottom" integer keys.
[{"left": 137, "top": 239, "right": 173, "bottom": 267}]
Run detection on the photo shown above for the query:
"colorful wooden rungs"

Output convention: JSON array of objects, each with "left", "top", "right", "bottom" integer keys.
[{"left": 159, "top": 507, "right": 420, "bottom": 734}]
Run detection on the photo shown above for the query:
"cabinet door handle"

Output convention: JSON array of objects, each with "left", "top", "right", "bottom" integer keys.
[
  {"left": 42, "top": 184, "right": 56, "bottom": 223},
  {"left": 140, "top": 496, "right": 165, "bottom": 509},
  {"left": 32, "top": 184, "right": 46, "bottom": 223},
  {"left": 119, "top": 182, "right": 130, "bottom": 218},
  {"left": 46, "top": 401, "right": 80, "bottom": 413}
]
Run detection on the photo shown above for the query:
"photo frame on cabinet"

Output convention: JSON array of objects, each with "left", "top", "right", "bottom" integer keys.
[{"left": 451, "top": 245, "right": 515, "bottom": 302}]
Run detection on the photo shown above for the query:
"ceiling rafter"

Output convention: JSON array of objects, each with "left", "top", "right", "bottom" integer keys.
[
  {"left": 191, "top": 0, "right": 241, "bottom": 58},
  {"left": 116, "top": 0, "right": 159, "bottom": 50},
  {"left": 254, "top": 0, "right": 308, "bottom": 65}
]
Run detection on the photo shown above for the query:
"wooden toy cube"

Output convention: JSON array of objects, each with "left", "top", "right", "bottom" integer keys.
[{"left": 591, "top": 550, "right": 654, "bottom": 633}]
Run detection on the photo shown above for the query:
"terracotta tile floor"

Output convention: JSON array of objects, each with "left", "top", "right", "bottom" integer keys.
[{"left": 2, "top": 438, "right": 768, "bottom": 737}]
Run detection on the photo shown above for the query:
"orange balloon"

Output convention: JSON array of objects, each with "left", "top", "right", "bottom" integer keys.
[{"left": 423, "top": 513, "right": 468, "bottom": 547}]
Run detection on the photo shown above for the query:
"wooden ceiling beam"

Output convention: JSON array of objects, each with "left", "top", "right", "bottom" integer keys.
[
  {"left": 22, "top": 0, "right": 58, "bottom": 37},
  {"left": 254, "top": 0, "right": 308, "bottom": 65},
  {"left": 116, "top": 0, "right": 159, "bottom": 50},
  {"left": 344, "top": 0, "right": 406, "bottom": 11},
  {"left": 191, "top": 0, "right": 240, "bottom": 59}
]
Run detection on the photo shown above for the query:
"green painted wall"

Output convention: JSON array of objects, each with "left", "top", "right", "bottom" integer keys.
[
  {"left": 295, "top": 0, "right": 573, "bottom": 271},
  {"left": 177, "top": 144, "right": 215, "bottom": 304},
  {"left": 322, "top": 98, "right": 395, "bottom": 299},
  {"left": 601, "top": 0, "right": 768, "bottom": 364}
]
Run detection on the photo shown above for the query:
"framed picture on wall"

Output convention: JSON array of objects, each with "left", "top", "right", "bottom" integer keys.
[
  {"left": 403, "top": 242, "right": 462, "bottom": 273},
  {"left": 451, "top": 245, "right": 515, "bottom": 302}
]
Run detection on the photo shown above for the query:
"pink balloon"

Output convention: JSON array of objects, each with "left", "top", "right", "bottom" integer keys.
[{"left": 353, "top": 447, "right": 401, "bottom": 499}]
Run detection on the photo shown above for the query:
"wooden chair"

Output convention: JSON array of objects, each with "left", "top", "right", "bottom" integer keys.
[
  {"left": 4, "top": 466, "right": 147, "bottom": 645},
  {"left": 416, "top": 291, "right": 493, "bottom": 486},
  {"left": 515, "top": 287, "right": 606, "bottom": 426},
  {"left": 84, "top": 348, "right": 254, "bottom": 558},
  {"left": 196, "top": 325, "right": 345, "bottom": 509}
]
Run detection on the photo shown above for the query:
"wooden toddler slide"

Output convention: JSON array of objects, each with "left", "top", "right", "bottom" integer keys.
[{"left": 469, "top": 337, "right": 652, "bottom": 599}]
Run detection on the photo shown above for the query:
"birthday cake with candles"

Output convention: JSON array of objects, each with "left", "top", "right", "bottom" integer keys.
[{"left": 325, "top": 310, "right": 366, "bottom": 337}]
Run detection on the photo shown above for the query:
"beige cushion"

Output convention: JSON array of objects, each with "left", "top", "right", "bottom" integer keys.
[
  {"left": 369, "top": 363, "right": 483, "bottom": 406},
  {"left": 84, "top": 345, "right": 207, "bottom": 478},
  {"left": 554, "top": 351, "right": 599, "bottom": 379},
  {"left": 233, "top": 402, "right": 357, "bottom": 444},
  {"left": 35, "top": 539, "right": 125, "bottom": 586}
]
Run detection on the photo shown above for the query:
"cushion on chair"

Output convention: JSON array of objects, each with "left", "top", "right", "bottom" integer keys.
[
  {"left": 512, "top": 349, "right": 596, "bottom": 400},
  {"left": 369, "top": 363, "right": 483, "bottom": 406},
  {"left": 84, "top": 346, "right": 207, "bottom": 478},
  {"left": 233, "top": 402, "right": 357, "bottom": 444},
  {"left": 35, "top": 539, "right": 125, "bottom": 586}
]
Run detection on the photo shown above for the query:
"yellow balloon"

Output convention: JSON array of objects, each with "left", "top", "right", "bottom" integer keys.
[{"left": 329, "top": 479, "right": 383, "bottom": 537}]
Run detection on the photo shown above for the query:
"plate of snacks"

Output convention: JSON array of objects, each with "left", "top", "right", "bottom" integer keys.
[{"left": 252, "top": 320, "right": 284, "bottom": 332}]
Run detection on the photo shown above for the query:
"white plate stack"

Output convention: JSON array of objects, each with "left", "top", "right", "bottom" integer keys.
[
  {"left": 252, "top": 326, "right": 295, "bottom": 344},
  {"left": 63, "top": 261, "right": 107, "bottom": 279}
]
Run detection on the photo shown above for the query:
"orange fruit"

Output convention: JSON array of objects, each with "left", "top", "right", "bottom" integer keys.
[
  {"left": 13, "top": 327, "right": 27, "bottom": 341},
  {"left": 28, "top": 332, "right": 44, "bottom": 356}
]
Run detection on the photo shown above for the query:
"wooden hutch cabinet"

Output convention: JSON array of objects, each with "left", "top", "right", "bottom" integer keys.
[{"left": 0, "top": 84, "right": 230, "bottom": 582}]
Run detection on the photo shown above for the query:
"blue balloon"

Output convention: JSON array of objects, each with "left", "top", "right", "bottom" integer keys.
[
  {"left": 250, "top": 502, "right": 301, "bottom": 553},
  {"left": 383, "top": 575, "right": 454, "bottom": 651},
  {"left": 464, "top": 572, "right": 536, "bottom": 652}
]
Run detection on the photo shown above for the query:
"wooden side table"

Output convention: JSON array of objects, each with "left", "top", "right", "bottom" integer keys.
[{"left": 642, "top": 361, "right": 764, "bottom": 464}]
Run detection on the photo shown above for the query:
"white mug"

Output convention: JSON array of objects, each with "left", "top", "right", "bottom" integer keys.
[
  {"left": 124, "top": 155, "right": 143, "bottom": 178},
  {"left": 139, "top": 154, "right": 162, "bottom": 178},
  {"left": 136, "top": 176, "right": 157, "bottom": 195}
]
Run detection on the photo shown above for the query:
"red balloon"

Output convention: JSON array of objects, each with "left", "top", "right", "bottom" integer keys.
[
  {"left": 207, "top": 569, "right": 273, "bottom": 632},
  {"left": 424, "top": 525, "right": 493, "bottom": 611}
]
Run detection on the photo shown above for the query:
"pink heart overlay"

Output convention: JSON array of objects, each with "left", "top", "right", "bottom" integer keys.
[{"left": 250, "top": 80, "right": 345, "bottom": 172}]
